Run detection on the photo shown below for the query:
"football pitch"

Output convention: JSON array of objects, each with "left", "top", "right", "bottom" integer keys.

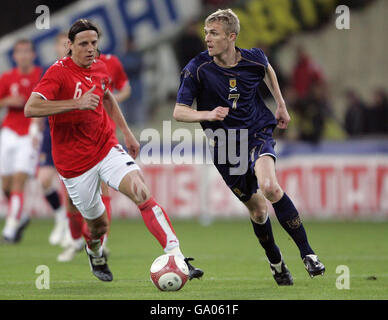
[{"left": 0, "top": 218, "right": 387, "bottom": 300}]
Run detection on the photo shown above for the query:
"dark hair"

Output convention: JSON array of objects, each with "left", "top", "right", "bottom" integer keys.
[
  {"left": 13, "top": 39, "right": 35, "bottom": 52},
  {"left": 67, "top": 19, "right": 100, "bottom": 56}
]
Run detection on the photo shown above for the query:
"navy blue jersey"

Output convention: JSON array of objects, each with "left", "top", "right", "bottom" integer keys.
[{"left": 176, "top": 47, "right": 277, "bottom": 137}]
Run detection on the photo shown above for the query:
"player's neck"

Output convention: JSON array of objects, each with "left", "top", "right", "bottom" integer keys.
[
  {"left": 17, "top": 65, "right": 33, "bottom": 74},
  {"left": 213, "top": 47, "right": 240, "bottom": 68},
  {"left": 70, "top": 56, "right": 92, "bottom": 69}
]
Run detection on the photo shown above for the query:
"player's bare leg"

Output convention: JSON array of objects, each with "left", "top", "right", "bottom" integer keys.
[
  {"left": 118, "top": 170, "right": 203, "bottom": 280},
  {"left": 1, "top": 176, "right": 12, "bottom": 200},
  {"left": 84, "top": 211, "right": 109, "bottom": 254},
  {"left": 244, "top": 190, "right": 293, "bottom": 285},
  {"left": 255, "top": 155, "right": 325, "bottom": 277},
  {"left": 1, "top": 172, "right": 30, "bottom": 243},
  {"left": 38, "top": 166, "right": 68, "bottom": 246},
  {"left": 83, "top": 211, "right": 112, "bottom": 281},
  {"left": 100, "top": 182, "right": 112, "bottom": 231}
]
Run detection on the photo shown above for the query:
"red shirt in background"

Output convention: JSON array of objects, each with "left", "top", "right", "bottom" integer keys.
[{"left": 0, "top": 66, "right": 42, "bottom": 135}]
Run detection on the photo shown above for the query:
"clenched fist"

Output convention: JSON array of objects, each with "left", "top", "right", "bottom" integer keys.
[
  {"left": 207, "top": 106, "right": 229, "bottom": 121},
  {"left": 76, "top": 85, "right": 100, "bottom": 110}
]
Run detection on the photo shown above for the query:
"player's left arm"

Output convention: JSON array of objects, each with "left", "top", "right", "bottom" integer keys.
[
  {"left": 102, "top": 89, "right": 139, "bottom": 158},
  {"left": 114, "top": 81, "right": 131, "bottom": 103},
  {"left": 264, "top": 63, "right": 291, "bottom": 129}
]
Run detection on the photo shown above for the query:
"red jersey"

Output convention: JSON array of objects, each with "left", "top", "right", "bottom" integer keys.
[
  {"left": 32, "top": 57, "right": 118, "bottom": 178},
  {"left": 98, "top": 54, "right": 128, "bottom": 91},
  {"left": 0, "top": 66, "right": 42, "bottom": 135},
  {"left": 98, "top": 54, "right": 129, "bottom": 130}
]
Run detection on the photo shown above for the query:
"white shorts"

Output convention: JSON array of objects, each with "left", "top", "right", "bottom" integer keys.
[
  {"left": 0, "top": 127, "right": 39, "bottom": 176},
  {"left": 59, "top": 144, "right": 140, "bottom": 220}
]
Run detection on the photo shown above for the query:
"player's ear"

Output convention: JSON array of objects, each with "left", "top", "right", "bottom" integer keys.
[
  {"left": 229, "top": 32, "right": 237, "bottom": 42},
  {"left": 65, "top": 39, "right": 70, "bottom": 52},
  {"left": 68, "top": 41, "right": 74, "bottom": 56}
]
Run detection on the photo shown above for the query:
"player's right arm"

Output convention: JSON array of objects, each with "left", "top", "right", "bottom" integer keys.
[
  {"left": 174, "top": 62, "right": 229, "bottom": 123},
  {"left": 173, "top": 103, "right": 229, "bottom": 122},
  {"left": 25, "top": 86, "right": 99, "bottom": 118}
]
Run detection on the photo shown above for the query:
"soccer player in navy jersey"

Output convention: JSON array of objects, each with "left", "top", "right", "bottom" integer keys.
[{"left": 173, "top": 9, "right": 325, "bottom": 285}]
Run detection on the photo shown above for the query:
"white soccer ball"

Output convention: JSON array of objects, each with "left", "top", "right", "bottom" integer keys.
[{"left": 150, "top": 254, "right": 189, "bottom": 291}]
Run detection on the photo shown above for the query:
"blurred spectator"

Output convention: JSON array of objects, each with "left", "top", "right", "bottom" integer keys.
[
  {"left": 120, "top": 35, "right": 148, "bottom": 126},
  {"left": 364, "top": 89, "right": 388, "bottom": 135},
  {"left": 174, "top": 20, "right": 206, "bottom": 70},
  {"left": 291, "top": 45, "right": 325, "bottom": 99},
  {"left": 294, "top": 80, "right": 330, "bottom": 144},
  {"left": 344, "top": 89, "right": 367, "bottom": 136}
]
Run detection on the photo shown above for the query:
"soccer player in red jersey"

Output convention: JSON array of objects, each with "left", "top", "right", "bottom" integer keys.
[
  {"left": 0, "top": 39, "right": 42, "bottom": 243},
  {"left": 25, "top": 19, "right": 203, "bottom": 282},
  {"left": 58, "top": 51, "right": 131, "bottom": 262}
]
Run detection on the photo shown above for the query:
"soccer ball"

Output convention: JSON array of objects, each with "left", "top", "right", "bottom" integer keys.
[{"left": 150, "top": 254, "right": 189, "bottom": 291}]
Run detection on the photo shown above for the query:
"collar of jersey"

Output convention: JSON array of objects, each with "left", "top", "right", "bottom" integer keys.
[
  {"left": 67, "top": 56, "right": 93, "bottom": 73},
  {"left": 209, "top": 46, "right": 242, "bottom": 69}
]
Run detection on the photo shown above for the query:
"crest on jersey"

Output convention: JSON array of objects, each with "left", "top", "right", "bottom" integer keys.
[
  {"left": 229, "top": 78, "right": 237, "bottom": 92},
  {"left": 101, "top": 79, "right": 106, "bottom": 91}
]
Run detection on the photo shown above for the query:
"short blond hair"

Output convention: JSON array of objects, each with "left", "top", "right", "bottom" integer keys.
[{"left": 205, "top": 8, "right": 240, "bottom": 36}]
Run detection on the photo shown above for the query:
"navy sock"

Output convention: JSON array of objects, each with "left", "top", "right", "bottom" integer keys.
[
  {"left": 272, "top": 193, "right": 314, "bottom": 259},
  {"left": 250, "top": 216, "right": 282, "bottom": 264},
  {"left": 45, "top": 190, "right": 61, "bottom": 211}
]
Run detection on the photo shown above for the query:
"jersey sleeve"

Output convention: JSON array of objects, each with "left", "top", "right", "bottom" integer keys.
[
  {"left": 176, "top": 63, "right": 200, "bottom": 107},
  {"left": 111, "top": 56, "right": 129, "bottom": 90},
  {"left": 32, "top": 64, "right": 62, "bottom": 100},
  {"left": 252, "top": 48, "right": 269, "bottom": 68}
]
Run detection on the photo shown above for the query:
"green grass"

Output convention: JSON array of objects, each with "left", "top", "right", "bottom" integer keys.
[{"left": 0, "top": 218, "right": 387, "bottom": 300}]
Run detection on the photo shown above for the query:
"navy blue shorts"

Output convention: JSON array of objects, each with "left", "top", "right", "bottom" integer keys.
[
  {"left": 39, "top": 123, "right": 54, "bottom": 167},
  {"left": 212, "top": 125, "right": 276, "bottom": 202}
]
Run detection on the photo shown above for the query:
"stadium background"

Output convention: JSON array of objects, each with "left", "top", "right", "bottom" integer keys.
[
  {"left": 0, "top": 0, "right": 388, "bottom": 302},
  {"left": 0, "top": 0, "right": 387, "bottom": 221}
]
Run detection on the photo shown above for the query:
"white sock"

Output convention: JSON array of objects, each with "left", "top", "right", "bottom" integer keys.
[
  {"left": 86, "top": 239, "right": 103, "bottom": 257},
  {"left": 165, "top": 246, "right": 185, "bottom": 260}
]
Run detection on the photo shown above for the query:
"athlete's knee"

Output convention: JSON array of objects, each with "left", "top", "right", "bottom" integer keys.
[
  {"left": 66, "top": 196, "right": 78, "bottom": 213},
  {"left": 38, "top": 173, "right": 52, "bottom": 191},
  {"left": 249, "top": 202, "right": 268, "bottom": 224},
  {"left": 245, "top": 193, "right": 268, "bottom": 224},
  {"left": 11, "top": 173, "right": 28, "bottom": 192},
  {"left": 261, "top": 181, "right": 283, "bottom": 202},
  {"left": 40, "top": 177, "right": 52, "bottom": 191},
  {"left": 120, "top": 171, "right": 151, "bottom": 205}
]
